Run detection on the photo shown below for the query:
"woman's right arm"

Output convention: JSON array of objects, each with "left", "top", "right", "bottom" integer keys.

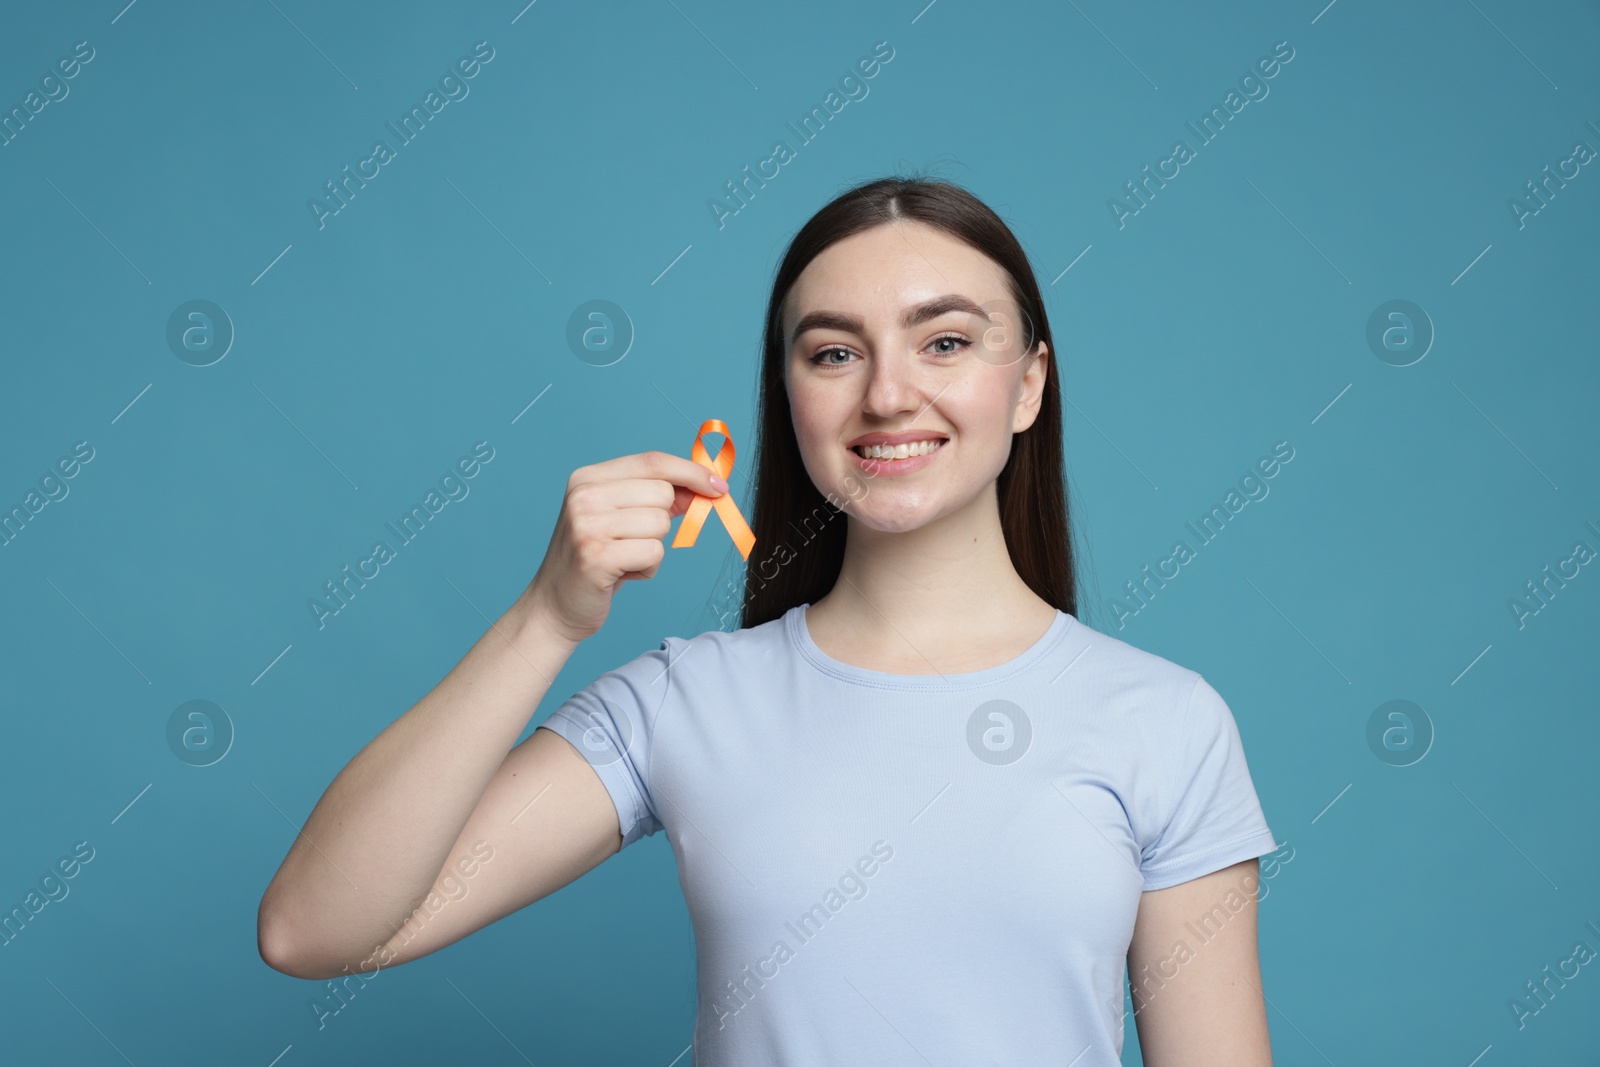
[{"left": 255, "top": 451, "right": 728, "bottom": 980}]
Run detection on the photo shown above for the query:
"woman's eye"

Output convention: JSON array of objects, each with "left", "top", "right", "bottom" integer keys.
[
  {"left": 930, "top": 334, "right": 970, "bottom": 355},
  {"left": 809, "top": 347, "right": 854, "bottom": 366}
]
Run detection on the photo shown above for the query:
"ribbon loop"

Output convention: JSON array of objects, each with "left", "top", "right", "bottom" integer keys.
[{"left": 671, "top": 419, "right": 756, "bottom": 560}]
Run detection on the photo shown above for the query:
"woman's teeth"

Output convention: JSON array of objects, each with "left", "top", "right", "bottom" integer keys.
[{"left": 854, "top": 439, "right": 945, "bottom": 460}]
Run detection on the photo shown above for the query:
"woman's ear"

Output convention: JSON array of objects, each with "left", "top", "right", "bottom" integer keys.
[{"left": 1012, "top": 342, "right": 1049, "bottom": 433}]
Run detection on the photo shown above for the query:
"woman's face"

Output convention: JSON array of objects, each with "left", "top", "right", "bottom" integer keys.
[{"left": 781, "top": 220, "right": 1049, "bottom": 534}]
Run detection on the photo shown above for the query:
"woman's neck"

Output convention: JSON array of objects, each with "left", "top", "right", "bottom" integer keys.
[{"left": 805, "top": 495, "right": 1058, "bottom": 675}]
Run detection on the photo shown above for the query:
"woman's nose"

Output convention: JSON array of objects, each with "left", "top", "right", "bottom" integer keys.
[{"left": 861, "top": 351, "right": 925, "bottom": 416}]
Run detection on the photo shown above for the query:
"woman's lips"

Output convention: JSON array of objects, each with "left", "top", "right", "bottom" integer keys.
[{"left": 849, "top": 439, "right": 946, "bottom": 477}]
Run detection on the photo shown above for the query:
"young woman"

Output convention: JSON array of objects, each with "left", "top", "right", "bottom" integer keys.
[{"left": 258, "top": 177, "right": 1279, "bottom": 1066}]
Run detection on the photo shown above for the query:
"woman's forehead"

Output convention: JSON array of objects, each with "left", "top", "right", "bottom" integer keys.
[{"left": 782, "top": 238, "right": 1011, "bottom": 340}]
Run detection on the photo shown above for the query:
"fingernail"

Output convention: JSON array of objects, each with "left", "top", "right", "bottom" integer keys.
[{"left": 709, "top": 474, "right": 728, "bottom": 493}]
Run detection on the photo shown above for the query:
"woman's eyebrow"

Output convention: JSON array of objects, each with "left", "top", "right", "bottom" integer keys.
[{"left": 789, "top": 294, "right": 990, "bottom": 346}]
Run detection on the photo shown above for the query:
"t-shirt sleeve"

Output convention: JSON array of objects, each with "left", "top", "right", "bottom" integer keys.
[
  {"left": 534, "top": 636, "right": 677, "bottom": 850},
  {"left": 1138, "top": 674, "right": 1279, "bottom": 891}
]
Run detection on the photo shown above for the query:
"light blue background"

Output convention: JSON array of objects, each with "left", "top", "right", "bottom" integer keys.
[{"left": 1, "top": 0, "right": 1596, "bottom": 1063}]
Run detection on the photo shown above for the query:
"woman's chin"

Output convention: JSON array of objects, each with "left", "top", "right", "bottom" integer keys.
[{"left": 844, "top": 503, "right": 942, "bottom": 535}]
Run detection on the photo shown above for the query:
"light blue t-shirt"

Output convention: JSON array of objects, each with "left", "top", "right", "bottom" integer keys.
[{"left": 536, "top": 602, "right": 1278, "bottom": 1065}]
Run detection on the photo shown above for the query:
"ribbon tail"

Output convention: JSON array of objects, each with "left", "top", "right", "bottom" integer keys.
[
  {"left": 672, "top": 494, "right": 712, "bottom": 548},
  {"left": 711, "top": 494, "right": 757, "bottom": 560}
]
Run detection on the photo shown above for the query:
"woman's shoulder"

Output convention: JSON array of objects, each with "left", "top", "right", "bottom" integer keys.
[
  {"left": 666, "top": 608, "right": 794, "bottom": 658},
  {"left": 1059, "top": 616, "right": 1205, "bottom": 696}
]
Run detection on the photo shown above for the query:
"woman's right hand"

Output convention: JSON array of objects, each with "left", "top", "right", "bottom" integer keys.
[{"left": 524, "top": 450, "right": 730, "bottom": 644}]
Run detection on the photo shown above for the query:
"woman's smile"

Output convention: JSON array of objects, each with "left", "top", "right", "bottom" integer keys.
[{"left": 849, "top": 436, "right": 947, "bottom": 476}]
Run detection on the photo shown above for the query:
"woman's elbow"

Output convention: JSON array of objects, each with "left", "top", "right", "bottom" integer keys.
[{"left": 257, "top": 892, "right": 328, "bottom": 979}]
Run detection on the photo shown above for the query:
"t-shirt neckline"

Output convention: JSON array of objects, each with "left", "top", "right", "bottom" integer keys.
[{"left": 785, "top": 601, "right": 1075, "bottom": 690}]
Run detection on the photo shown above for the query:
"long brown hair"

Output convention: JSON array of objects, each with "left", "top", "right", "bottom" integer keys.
[{"left": 732, "top": 174, "right": 1079, "bottom": 629}]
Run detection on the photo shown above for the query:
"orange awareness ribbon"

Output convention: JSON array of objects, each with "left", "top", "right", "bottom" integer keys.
[{"left": 671, "top": 418, "right": 756, "bottom": 560}]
